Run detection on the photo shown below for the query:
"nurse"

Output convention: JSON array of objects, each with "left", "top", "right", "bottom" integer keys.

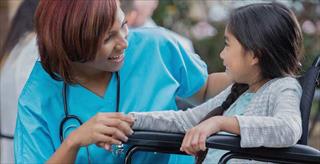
[{"left": 14, "top": 0, "right": 231, "bottom": 163}]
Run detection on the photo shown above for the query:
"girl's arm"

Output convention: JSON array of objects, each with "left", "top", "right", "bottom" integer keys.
[
  {"left": 129, "top": 85, "right": 232, "bottom": 133},
  {"left": 181, "top": 78, "right": 302, "bottom": 155}
]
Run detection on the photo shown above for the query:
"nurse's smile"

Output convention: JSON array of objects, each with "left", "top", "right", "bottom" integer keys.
[{"left": 107, "top": 54, "right": 124, "bottom": 63}]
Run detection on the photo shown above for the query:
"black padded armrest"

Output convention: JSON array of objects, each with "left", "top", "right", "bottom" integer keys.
[
  {"left": 127, "top": 131, "right": 320, "bottom": 163},
  {"left": 206, "top": 134, "right": 320, "bottom": 163},
  {"left": 127, "top": 130, "right": 184, "bottom": 148},
  {"left": 126, "top": 130, "right": 186, "bottom": 155}
]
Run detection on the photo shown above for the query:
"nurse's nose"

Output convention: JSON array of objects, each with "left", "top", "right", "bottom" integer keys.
[
  {"left": 115, "top": 39, "right": 128, "bottom": 51},
  {"left": 116, "top": 28, "right": 128, "bottom": 50}
]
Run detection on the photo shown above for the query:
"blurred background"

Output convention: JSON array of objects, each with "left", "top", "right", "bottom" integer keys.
[
  {"left": 0, "top": 0, "right": 319, "bottom": 162},
  {"left": 152, "top": 0, "right": 320, "bottom": 73},
  {"left": 150, "top": 0, "right": 320, "bottom": 149}
]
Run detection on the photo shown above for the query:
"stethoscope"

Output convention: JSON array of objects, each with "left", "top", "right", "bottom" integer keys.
[{"left": 59, "top": 72, "right": 121, "bottom": 163}]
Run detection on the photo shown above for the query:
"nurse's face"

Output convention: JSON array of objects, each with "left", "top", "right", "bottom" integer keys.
[{"left": 83, "top": 6, "right": 129, "bottom": 72}]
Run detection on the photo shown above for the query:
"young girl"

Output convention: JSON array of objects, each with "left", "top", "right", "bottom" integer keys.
[{"left": 129, "top": 2, "right": 303, "bottom": 163}]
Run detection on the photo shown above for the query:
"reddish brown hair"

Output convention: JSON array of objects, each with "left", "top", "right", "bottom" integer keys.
[{"left": 35, "top": 0, "right": 117, "bottom": 83}]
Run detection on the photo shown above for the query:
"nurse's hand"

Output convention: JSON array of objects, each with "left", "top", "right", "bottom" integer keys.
[{"left": 67, "top": 112, "right": 134, "bottom": 149}]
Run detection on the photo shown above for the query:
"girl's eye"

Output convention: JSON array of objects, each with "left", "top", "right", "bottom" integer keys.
[{"left": 224, "top": 41, "right": 229, "bottom": 46}]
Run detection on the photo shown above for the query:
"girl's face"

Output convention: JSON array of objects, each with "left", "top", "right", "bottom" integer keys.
[
  {"left": 220, "top": 28, "right": 260, "bottom": 84},
  {"left": 77, "top": 5, "right": 129, "bottom": 73}
]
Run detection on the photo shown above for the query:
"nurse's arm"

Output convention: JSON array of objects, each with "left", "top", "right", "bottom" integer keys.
[
  {"left": 187, "top": 72, "right": 232, "bottom": 105},
  {"left": 47, "top": 135, "right": 80, "bottom": 163},
  {"left": 47, "top": 113, "right": 134, "bottom": 163}
]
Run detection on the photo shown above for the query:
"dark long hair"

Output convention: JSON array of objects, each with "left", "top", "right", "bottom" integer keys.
[
  {"left": 0, "top": 0, "right": 39, "bottom": 63},
  {"left": 196, "top": 2, "right": 302, "bottom": 163}
]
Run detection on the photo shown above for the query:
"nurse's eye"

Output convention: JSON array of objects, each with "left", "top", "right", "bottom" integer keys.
[
  {"left": 104, "top": 20, "right": 128, "bottom": 44},
  {"left": 121, "top": 20, "right": 128, "bottom": 29},
  {"left": 104, "top": 38, "right": 110, "bottom": 43},
  {"left": 104, "top": 34, "right": 116, "bottom": 43}
]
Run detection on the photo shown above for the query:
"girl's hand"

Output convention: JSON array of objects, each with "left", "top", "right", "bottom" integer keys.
[
  {"left": 180, "top": 116, "right": 223, "bottom": 155},
  {"left": 66, "top": 112, "right": 134, "bottom": 150}
]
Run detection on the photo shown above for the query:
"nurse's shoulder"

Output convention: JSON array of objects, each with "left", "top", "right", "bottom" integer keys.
[
  {"left": 125, "top": 27, "right": 190, "bottom": 66},
  {"left": 18, "top": 61, "right": 62, "bottom": 112},
  {"left": 128, "top": 27, "right": 180, "bottom": 48}
]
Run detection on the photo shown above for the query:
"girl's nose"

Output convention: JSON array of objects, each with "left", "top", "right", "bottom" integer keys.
[{"left": 219, "top": 49, "right": 225, "bottom": 60}]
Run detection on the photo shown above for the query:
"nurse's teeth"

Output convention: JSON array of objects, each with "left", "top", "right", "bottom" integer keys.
[{"left": 108, "top": 55, "right": 122, "bottom": 60}]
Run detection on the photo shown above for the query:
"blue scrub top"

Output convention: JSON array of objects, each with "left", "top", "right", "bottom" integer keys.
[{"left": 14, "top": 27, "right": 208, "bottom": 163}]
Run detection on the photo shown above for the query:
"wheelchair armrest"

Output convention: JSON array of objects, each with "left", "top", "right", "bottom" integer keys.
[
  {"left": 206, "top": 134, "right": 320, "bottom": 163},
  {"left": 127, "top": 131, "right": 320, "bottom": 163},
  {"left": 126, "top": 130, "right": 186, "bottom": 156},
  {"left": 127, "top": 130, "right": 184, "bottom": 148}
]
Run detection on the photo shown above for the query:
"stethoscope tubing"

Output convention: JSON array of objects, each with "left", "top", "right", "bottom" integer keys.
[{"left": 60, "top": 72, "right": 120, "bottom": 141}]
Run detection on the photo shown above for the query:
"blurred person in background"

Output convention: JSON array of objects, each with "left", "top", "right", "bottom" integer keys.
[
  {"left": 121, "top": 0, "right": 195, "bottom": 52},
  {"left": 120, "top": 0, "right": 228, "bottom": 163},
  {"left": 0, "top": 0, "right": 39, "bottom": 163}
]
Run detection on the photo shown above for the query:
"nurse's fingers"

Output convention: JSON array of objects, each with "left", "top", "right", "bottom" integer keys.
[
  {"left": 97, "top": 125, "right": 128, "bottom": 142},
  {"left": 104, "top": 144, "right": 112, "bottom": 151},
  {"left": 101, "top": 118, "right": 134, "bottom": 136},
  {"left": 111, "top": 127, "right": 129, "bottom": 142},
  {"left": 96, "top": 142, "right": 111, "bottom": 151},
  {"left": 96, "top": 142, "right": 104, "bottom": 148},
  {"left": 116, "top": 121, "right": 133, "bottom": 136},
  {"left": 97, "top": 113, "right": 134, "bottom": 124},
  {"left": 114, "top": 120, "right": 134, "bottom": 136},
  {"left": 95, "top": 133, "right": 122, "bottom": 145}
]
